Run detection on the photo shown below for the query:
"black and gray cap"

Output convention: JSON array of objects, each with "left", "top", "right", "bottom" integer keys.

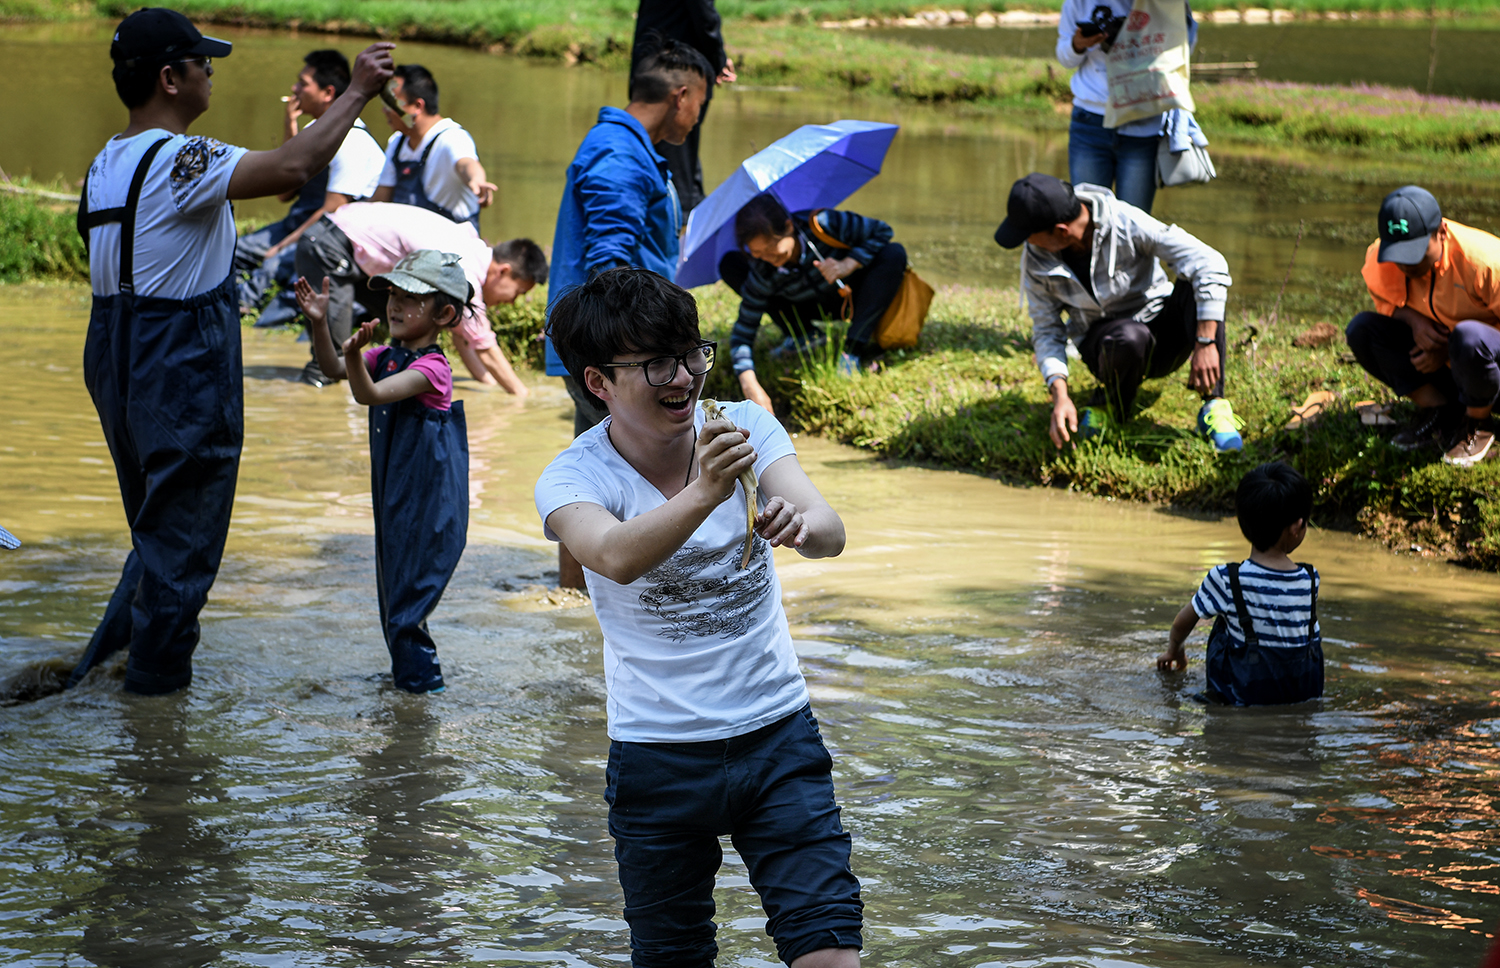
[
  {"left": 111, "top": 7, "right": 232, "bottom": 69},
  {"left": 1377, "top": 185, "right": 1443, "bottom": 265},
  {"left": 994, "top": 173, "right": 1080, "bottom": 250}
]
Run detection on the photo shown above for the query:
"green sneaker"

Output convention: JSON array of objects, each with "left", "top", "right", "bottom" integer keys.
[
  {"left": 1078, "top": 406, "right": 1110, "bottom": 441},
  {"left": 1197, "top": 398, "right": 1244, "bottom": 452}
]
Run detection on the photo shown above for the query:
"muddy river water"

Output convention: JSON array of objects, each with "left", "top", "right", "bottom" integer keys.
[{"left": 3, "top": 21, "right": 1500, "bottom": 968}]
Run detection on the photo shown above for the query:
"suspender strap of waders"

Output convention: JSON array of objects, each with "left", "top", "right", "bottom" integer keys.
[
  {"left": 75, "top": 137, "right": 171, "bottom": 292},
  {"left": 1225, "top": 562, "right": 1259, "bottom": 651},
  {"left": 1297, "top": 562, "right": 1318, "bottom": 631}
]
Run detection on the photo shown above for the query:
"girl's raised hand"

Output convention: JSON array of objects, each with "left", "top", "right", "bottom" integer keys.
[
  {"left": 342, "top": 319, "right": 379, "bottom": 356},
  {"left": 294, "top": 276, "right": 329, "bottom": 326}
]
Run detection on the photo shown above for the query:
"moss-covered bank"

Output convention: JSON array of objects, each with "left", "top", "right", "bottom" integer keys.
[
  {"left": 687, "top": 283, "right": 1500, "bottom": 570},
  {"left": 7, "top": 186, "right": 1496, "bottom": 567}
]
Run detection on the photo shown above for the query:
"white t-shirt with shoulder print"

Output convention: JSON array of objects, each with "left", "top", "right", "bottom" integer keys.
[
  {"left": 84, "top": 129, "right": 248, "bottom": 299},
  {"left": 534, "top": 399, "right": 809, "bottom": 743}
]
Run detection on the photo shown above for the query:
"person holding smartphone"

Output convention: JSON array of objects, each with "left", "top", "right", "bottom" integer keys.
[{"left": 1057, "top": 0, "right": 1194, "bottom": 214}]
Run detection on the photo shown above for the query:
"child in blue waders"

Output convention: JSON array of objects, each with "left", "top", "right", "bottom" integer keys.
[
  {"left": 295, "top": 250, "right": 469, "bottom": 693},
  {"left": 1157, "top": 462, "right": 1324, "bottom": 705}
]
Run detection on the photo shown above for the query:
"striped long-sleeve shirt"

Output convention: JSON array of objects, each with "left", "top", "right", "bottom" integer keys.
[
  {"left": 729, "top": 209, "right": 893, "bottom": 373},
  {"left": 1192, "top": 560, "right": 1320, "bottom": 649}
]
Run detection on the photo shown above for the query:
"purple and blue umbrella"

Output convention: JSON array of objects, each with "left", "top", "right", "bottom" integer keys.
[
  {"left": 0, "top": 525, "right": 18, "bottom": 550},
  {"left": 675, "top": 119, "right": 899, "bottom": 290}
]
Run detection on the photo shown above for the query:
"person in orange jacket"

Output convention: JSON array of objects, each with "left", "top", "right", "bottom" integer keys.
[{"left": 1346, "top": 185, "right": 1500, "bottom": 467}]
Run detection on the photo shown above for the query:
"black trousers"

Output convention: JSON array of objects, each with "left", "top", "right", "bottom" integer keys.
[
  {"left": 294, "top": 217, "right": 381, "bottom": 378},
  {"left": 719, "top": 244, "right": 908, "bottom": 358},
  {"left": 1345, "top": 310, "right": 1463, "bottom": 403},
  {"left": 1077, "top": 277, "right": 1226, "bottom": 416}
]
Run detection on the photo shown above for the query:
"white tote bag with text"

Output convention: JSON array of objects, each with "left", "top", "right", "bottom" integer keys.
[{"left": 1102, "top": 0, "right": 1195, "bottom": 129}]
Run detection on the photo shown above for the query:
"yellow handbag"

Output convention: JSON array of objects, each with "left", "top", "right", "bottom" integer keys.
[{"left": 806, "top": 209, "right": 933, "bottom": 351}]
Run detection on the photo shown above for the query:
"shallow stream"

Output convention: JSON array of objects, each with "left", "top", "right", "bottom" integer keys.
[
  {"left": 3, "top": 21, "right": 1500, "bottom": 968},
  {"left": 3, "top": 279, "right": 1499, "bottom": 967}
]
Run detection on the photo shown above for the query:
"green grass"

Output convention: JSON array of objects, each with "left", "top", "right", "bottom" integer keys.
[
  {"left": 688, "top": 281, "right": 1500, "bottom": 569},
  {"left": 0, "top": 184, "right": 86, "bottom": 284}
]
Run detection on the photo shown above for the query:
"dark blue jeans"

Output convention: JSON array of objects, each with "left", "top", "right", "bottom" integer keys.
[
  {"left": 1068, "top": 107, "right": 1160, "bottom": 213},
  {"left": 604, "top": 705, "right": 863, "bottom": 967}
]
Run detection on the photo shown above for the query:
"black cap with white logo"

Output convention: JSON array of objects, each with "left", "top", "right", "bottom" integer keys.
[
  {"left": 994, "top": 173, "right": 1079, "bottom": 250},
  {"left": 1377, "top": 185, "right": 1442, "bottom": 265},
  {"left": 111, "top": 7, "right": 232, "bottom": 70}
]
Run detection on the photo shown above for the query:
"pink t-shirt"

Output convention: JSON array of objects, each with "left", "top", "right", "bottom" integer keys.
[
  {"left": 329, "top": 202, "right": 493, "bottom": 350},
  {"left": 362, "top": 346, "right": 453, "bottom": 411}
]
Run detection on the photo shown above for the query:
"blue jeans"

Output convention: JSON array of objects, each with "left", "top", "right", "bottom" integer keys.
[
  {"left": 1068, "top": 107, "right": 1160, "bottom": 213},
  {"left": 604, "top": 705, "right": 863, "bottom": 968}
]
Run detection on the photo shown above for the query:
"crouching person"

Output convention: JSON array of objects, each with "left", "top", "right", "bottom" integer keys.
[
  {"left": 996, "top": 173, "right": 1242, "bottom": 451},
  {"left": 720, "top": 192, "right": 907, "bottom": 412},
  {"left": 1346, "top": 185, "right": 1500, "bottom": 467},
  {"left": 536, "top": 267, "right": 863, "bottom": 968}
]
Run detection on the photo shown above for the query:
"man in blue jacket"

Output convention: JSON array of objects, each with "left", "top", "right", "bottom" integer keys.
[{"left": 546, "top": 36, "right": 712, "bottom": 586}]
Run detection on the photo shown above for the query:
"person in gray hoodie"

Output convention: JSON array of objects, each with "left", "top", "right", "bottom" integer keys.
[{"left": 996, "top": 172, "right": 1243, "bottom": 452}]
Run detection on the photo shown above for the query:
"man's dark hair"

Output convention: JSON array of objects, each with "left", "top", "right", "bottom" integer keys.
[
  {"left": 1235, "top": 462, "right": 1313, "bottom": 552},
  {"left": 394, "top": 64, "right": 440, "bottom": 115},
  {"left": 303, "top": 49, "right": 351, "bottom": 98},
  {"left": 492, "top": 238, "right": 549, "bottom": 286},
  {"left": 629, "top": 33, "right": 713, "bottom": 104},
  {"left": 734, "top": 193, "right": 794, "bottom": 250},
  {"left": 548, "top": 268, "right": 702, "bottom": 406},
  {"left": 113, "top": 60, "right": 163, "bottom": 109}
]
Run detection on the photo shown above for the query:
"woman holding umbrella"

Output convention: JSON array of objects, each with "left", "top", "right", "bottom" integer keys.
[{"left": 720, "top": 193, "right": 907, "bottom": 412}]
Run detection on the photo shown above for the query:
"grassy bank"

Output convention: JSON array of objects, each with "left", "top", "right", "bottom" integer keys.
[
  {"left": 684, "top": 283, "right": 1500, "bottom": 568},
  {"left": 7, "top": 184, "right": 1496, "bottom": 567}
]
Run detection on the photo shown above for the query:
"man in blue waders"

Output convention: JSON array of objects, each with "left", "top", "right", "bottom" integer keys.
[
  {"left": 67, "top": 8, "right": 394, "bottom": 694},
  {"left": 371, "top": 64, "right": 491, "bottom": 234}
]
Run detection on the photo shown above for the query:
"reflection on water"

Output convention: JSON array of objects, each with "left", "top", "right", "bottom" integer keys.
[
  {"left": 4, "top": 276, "right": 1500, "bottom": 965},
  {"left": 871, "top": 20, "right": 1500, "bottom": 103},
  {"left": 11, "top": 20, "right": 1500, "bottom": 308}
]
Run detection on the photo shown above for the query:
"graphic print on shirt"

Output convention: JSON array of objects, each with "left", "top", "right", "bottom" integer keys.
[
  {"left": 638, "top": 535, "right": 770, "bottom": 642},
  {"left": 169, "top": 137, "right": 232, "bottom": 207}
]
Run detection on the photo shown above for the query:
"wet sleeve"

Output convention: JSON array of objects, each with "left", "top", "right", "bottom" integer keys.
[
  {"left": 169, "top": 136, "right": 249, "bottom": 215},
  {"left": 407, "top": 354, "right": 452, "bottom": 399},
  {"left": 535, "top": 450, "right": 612, "bottom": 541},
  {"left": 736, "top": 400, "right": 797, "bottom": 475},
  {"left": 1191, "top": 566, "right": 1229, "bottom": 620}
]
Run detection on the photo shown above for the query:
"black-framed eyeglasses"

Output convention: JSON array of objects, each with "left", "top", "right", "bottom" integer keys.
[{"left": 605, "top": 341, "right": 716, "bottom": 386}]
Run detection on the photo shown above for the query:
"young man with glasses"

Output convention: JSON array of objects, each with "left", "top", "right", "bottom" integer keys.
[
  {"left": 69, "top": 8, "right": 393, "bottom": 694},
  {"left": 536, "top": 268, "right": 862, "bottom": 968}
]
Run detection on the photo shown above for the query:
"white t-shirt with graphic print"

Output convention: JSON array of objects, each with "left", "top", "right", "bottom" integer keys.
[
  {"left": 534, "top": 399, "right": 809, "bottom": 743},
  {"left": 84, "top": 129, "right": 248, "bottom": 300}
]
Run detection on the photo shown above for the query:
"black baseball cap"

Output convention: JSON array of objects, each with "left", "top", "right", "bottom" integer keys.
[
  {"left": 111, "top": 8, "right": 232, "bottom": 70},
  {"left": 994, "top": 173, "right": 1080, "bottom": 249},
  {"left": 1377, "top": 185, "right": 1442, "bottom": 265}
]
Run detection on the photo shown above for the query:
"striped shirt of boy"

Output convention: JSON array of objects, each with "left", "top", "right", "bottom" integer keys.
[{"left": 1192, "top": 560, "right": 1320, "bottom": 649}]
